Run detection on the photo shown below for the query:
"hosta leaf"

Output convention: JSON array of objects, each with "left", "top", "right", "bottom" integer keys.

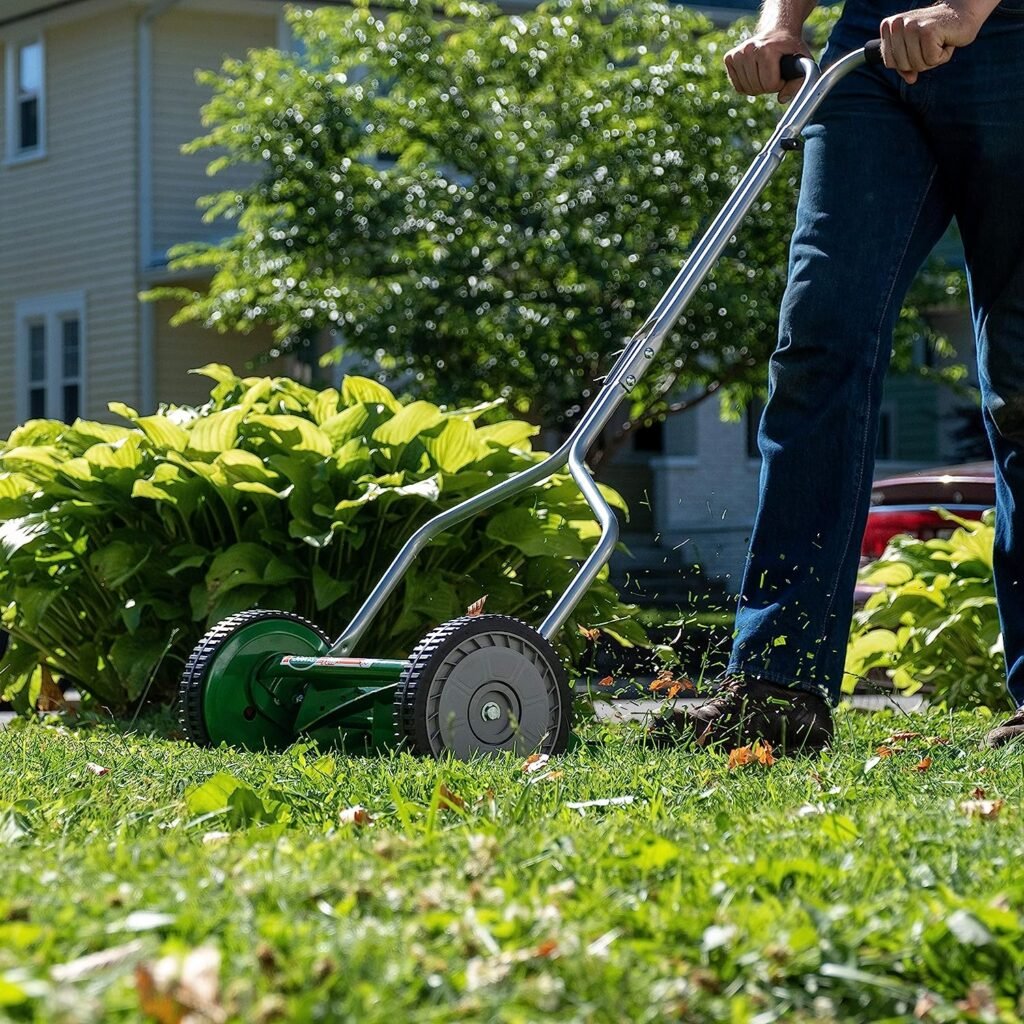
[
  {"left": 3, "top": 420, "right": 64, "bottom": 449},
  {"left": 83, "top": 437, "right": 145, "bottom": 471},
  {"left": 366, "top": 475, "right": 441, "bottom": 505},
  {"left": 108, "top": 630, "right": 169, "bottom": 699},
  {"left": 13, "top": 584, "right": 60, "bottom": 631},
  {"left": 310, "top": 388, "right": 341, "bottom": 425},
  {"left": 1, "top": 446, "right": 65, "bottom": 476},
  {"left": 476, "top": 420, "right": 538, "bottom": 449},
  {"left": 66, "top": 419, "right": 135, "bottom": 446},
  {"left": 238, "top": 377, "right": 273, "bottom": 413},
  {"left": 0, "top": 516, "right": 49, "bottom": 558},
  {"left": 248, "top": 415, "right": 332, "bottom": 457},
  {"left": 204, "top": 543, "right": 302, "bottom": 599},
  {"left": 373, "top": 401, "right": 445, "bottom": 446},
  {"left": 134, "top": 415, "right": 189, "bottom": 452},
  {"left": 214, "top": 449, "right": 287, "bottom": 496},
  {"left": 862, "top": 561, "right": 915, "bottom": 587},
  {"left": 190, "top": 363, "right": 240, "bottom": 385},
  {"left": 188, "top": 407, "right": 245, "bottom": 454},
  {"left": 424, "top": 418, "right": 487, "bottom": 473},
  {"left": 486, "top": 507, "right": 586, "bottom": 558},
  {"left": 312, "top": 564, "right": 352, "bottom": 610},
  {"left": 0, "top": 472, "right": 29, "bottom": 495},
  {"left": 90, "top": 541, "right": 151, "bottom": 589},
  {"left": 323, "top": 405, "right": 370, "bottom": 447},
  {"left": 341, "top": 375, "right": 400, "bottom": 411}
]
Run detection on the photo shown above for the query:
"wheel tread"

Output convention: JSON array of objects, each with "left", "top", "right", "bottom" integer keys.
[
  {"left": 393, "top": 615, "right": 571, "bottom": 757},
  {"left": 178, "top": 610, "right": 329, "bottom": 747}
]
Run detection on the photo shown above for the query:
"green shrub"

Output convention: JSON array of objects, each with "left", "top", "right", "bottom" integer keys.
[
  {"left": 844, "top": 511, "right": 1008, "bottom": 708},
  {"left": 0, "top": 367, "right": 640, "bottom": 710}
]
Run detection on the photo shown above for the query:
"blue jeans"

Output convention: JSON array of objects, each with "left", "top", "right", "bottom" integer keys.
[{"left": 728, "top": 0, "right": 1024, "bottom": 704}]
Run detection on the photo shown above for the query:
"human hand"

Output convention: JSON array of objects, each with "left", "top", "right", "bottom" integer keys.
[
  {"left": 880, "top": 1, "right": 986, "bottom": 83},
  {"left": 724, "top": 30, "right": 813, "bottom": 103}
]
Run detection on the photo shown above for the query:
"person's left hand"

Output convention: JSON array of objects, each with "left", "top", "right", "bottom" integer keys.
[{"left": 880, "top": 0, "right": 988, "bottom": 83}]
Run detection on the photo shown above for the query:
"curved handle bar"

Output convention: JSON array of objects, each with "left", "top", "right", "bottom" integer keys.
[{"left": 781, "top": 39, "right": 883, "bottom": 81}]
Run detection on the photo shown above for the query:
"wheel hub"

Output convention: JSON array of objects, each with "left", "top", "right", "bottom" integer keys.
[{"left": 468, "top": 682, "right": 520, "bottom": 744}]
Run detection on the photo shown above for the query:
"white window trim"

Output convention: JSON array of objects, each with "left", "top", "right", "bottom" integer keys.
[
  {"left": 14, "top": 291, "right": 87, "bottom": 423},
  {"left": 4, "top": 35, "right": 47, "bottom": 166}
]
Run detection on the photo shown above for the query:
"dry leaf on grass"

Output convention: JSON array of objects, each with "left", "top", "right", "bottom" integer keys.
[
  {"left": 727, "top": 741, "right": 776, "bottom": 771},
  {"left": 956, "top": 982, "right": 996, "bottom": 1015},
  {"left": 339, "top": 806, "right": 373, "bottom": 827},
  {"left": 521, "top": 753, "right": 550, "bottom": 774},
  {"left": 961, "top": 798, "right": 1004, "bottom": 820},
  {"left": 914, "top": 757, "right": 932, "bottom": 773},
  {"left": 86, "top": 762, "right": 110, "bottom": 777},
  {"left": 649, "top": 671, "right": 674, "bottom": 693},
  {"left": 971, "top": 786, "right": 987, "bottom": 799},
  {"left": 728, "top": 746, "right": 754, "bottom": 770},
  {"left": 37, "top": 666, "right": 67, "bottom": 713},
  {"left": 535, "top": 939, "right": 558, "bottom": 958},
  {"left": 876, "top": 746, "right": 895, "bottom": 758},
  {"left": 466, "top": 595, "right": 487, "bottom": 617},
  {"left": 135, "top": 946, "right": 224, "bottom": 1024},
  {"left": 438, "top": 785, "right": 465, "bottom": 811}
]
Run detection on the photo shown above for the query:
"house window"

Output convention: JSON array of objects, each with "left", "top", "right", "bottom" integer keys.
[
  {"left": 15, "top": 293, "right": 86, "bottom": 422},
  {"left": 5, "top": 38, "right": 45, "bottom": 161}
]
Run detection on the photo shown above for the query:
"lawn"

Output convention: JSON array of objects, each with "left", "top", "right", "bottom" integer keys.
[{"left": 1, "top": 708, "right": 1022, "bottom": 1023}]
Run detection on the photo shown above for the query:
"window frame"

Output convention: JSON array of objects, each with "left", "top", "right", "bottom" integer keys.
[
  {"left": 14, "top": 292, "right": 87, "bottom": 422},
  {"left": 5, "top": 35, "right": 47, "bottom": 165}
]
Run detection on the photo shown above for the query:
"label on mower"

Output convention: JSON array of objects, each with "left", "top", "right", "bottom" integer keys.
[{"left": 280, "top": 655, "right": 403, "bottom": 669}]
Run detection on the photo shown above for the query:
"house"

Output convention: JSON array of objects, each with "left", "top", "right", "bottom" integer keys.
[
  {"left": 0, "top": 0, "right": 299, "bottom": 432},
  {"left": 0, "top": 0, "right": 976, "bottom": 601}
]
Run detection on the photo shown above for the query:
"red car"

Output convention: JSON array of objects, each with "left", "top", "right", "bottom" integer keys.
[
  {"left": 862, "top": 460, "right": 994, "bottom": 561},
  {"left": 856, "top": 460, "right": 994, "bottom": 603}
]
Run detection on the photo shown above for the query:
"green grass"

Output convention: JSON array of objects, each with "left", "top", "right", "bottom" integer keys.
[{"left": 1, "top": 708, "right": 1023, "bottom": 1022}]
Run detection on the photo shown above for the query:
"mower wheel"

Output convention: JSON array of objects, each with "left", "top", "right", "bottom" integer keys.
[
  {"left": 394, "top": 615, "right": 571, "bottom": 759},
  {"left": 179, "top": 610, "right": 329, "bottom": 750}
]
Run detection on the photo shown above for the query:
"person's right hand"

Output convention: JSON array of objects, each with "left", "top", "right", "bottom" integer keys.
[{"left": 724, "top": 30, "right": 812, "bottom": 103}]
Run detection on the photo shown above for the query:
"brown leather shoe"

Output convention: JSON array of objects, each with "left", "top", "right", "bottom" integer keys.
[
  {"left": 984, "top": 706, "right": 1024, "bottom": 748},
  {"left": 648, "top": 675, "right": 833, "bottom": 756}
]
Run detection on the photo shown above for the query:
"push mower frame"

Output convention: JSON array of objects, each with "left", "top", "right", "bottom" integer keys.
[{"left": 179, "top": 45, "right": 883, "bottom": 758}]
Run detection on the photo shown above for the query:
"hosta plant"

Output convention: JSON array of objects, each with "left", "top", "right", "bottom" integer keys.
[
  {"left": 845, "top": 510, "right": 1009, "bottom": 709},
  {"left": 0, "top": 366, "right": 640, "bottom": 710}
]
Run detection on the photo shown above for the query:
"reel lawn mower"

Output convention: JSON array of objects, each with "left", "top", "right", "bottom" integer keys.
[{"left": 179, "top": 42, "right": 883, "bottom": 760}]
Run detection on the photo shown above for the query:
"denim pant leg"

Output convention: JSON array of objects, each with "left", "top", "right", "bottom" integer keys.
[
  {"left": 921, "top": 9, "right": 1024, "bottom": 706},
  {"left": 727, "top": 59, "right": 954, "bottom": 702}
]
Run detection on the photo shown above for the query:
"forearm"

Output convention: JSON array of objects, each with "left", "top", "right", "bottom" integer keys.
[
  {"left": 945, "top": 0, "right": 1003, "bottom": 31},
  {"left": 758, "top": 0, "right": 819, "bottom": 35}
]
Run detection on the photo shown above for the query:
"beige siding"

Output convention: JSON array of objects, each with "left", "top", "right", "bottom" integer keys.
[
  {"left": 150, "top": 8, "right": 276, "bottom": 264},
  {"left": 152, "top": 297, "right": 288, "bottom": 409},
  {"left": 0, "top": 8, "right": 139, "bottom": 434}
]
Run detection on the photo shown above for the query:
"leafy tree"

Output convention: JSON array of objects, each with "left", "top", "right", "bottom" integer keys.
[{"left": 153, "top": 0, "right": 965, "bottom": 458}]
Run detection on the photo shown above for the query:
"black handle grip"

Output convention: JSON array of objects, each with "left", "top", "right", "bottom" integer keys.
[
  {"left": 864, "top": 39, "right": 884, "bottom": 65},
  {"left": 779, "top": 54, "right": 807, "bottom": 81}
]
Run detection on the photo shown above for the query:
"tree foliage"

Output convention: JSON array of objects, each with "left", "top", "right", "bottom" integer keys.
[{"left": 153, "top": 0, "right": 965, "bottom": 446}]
